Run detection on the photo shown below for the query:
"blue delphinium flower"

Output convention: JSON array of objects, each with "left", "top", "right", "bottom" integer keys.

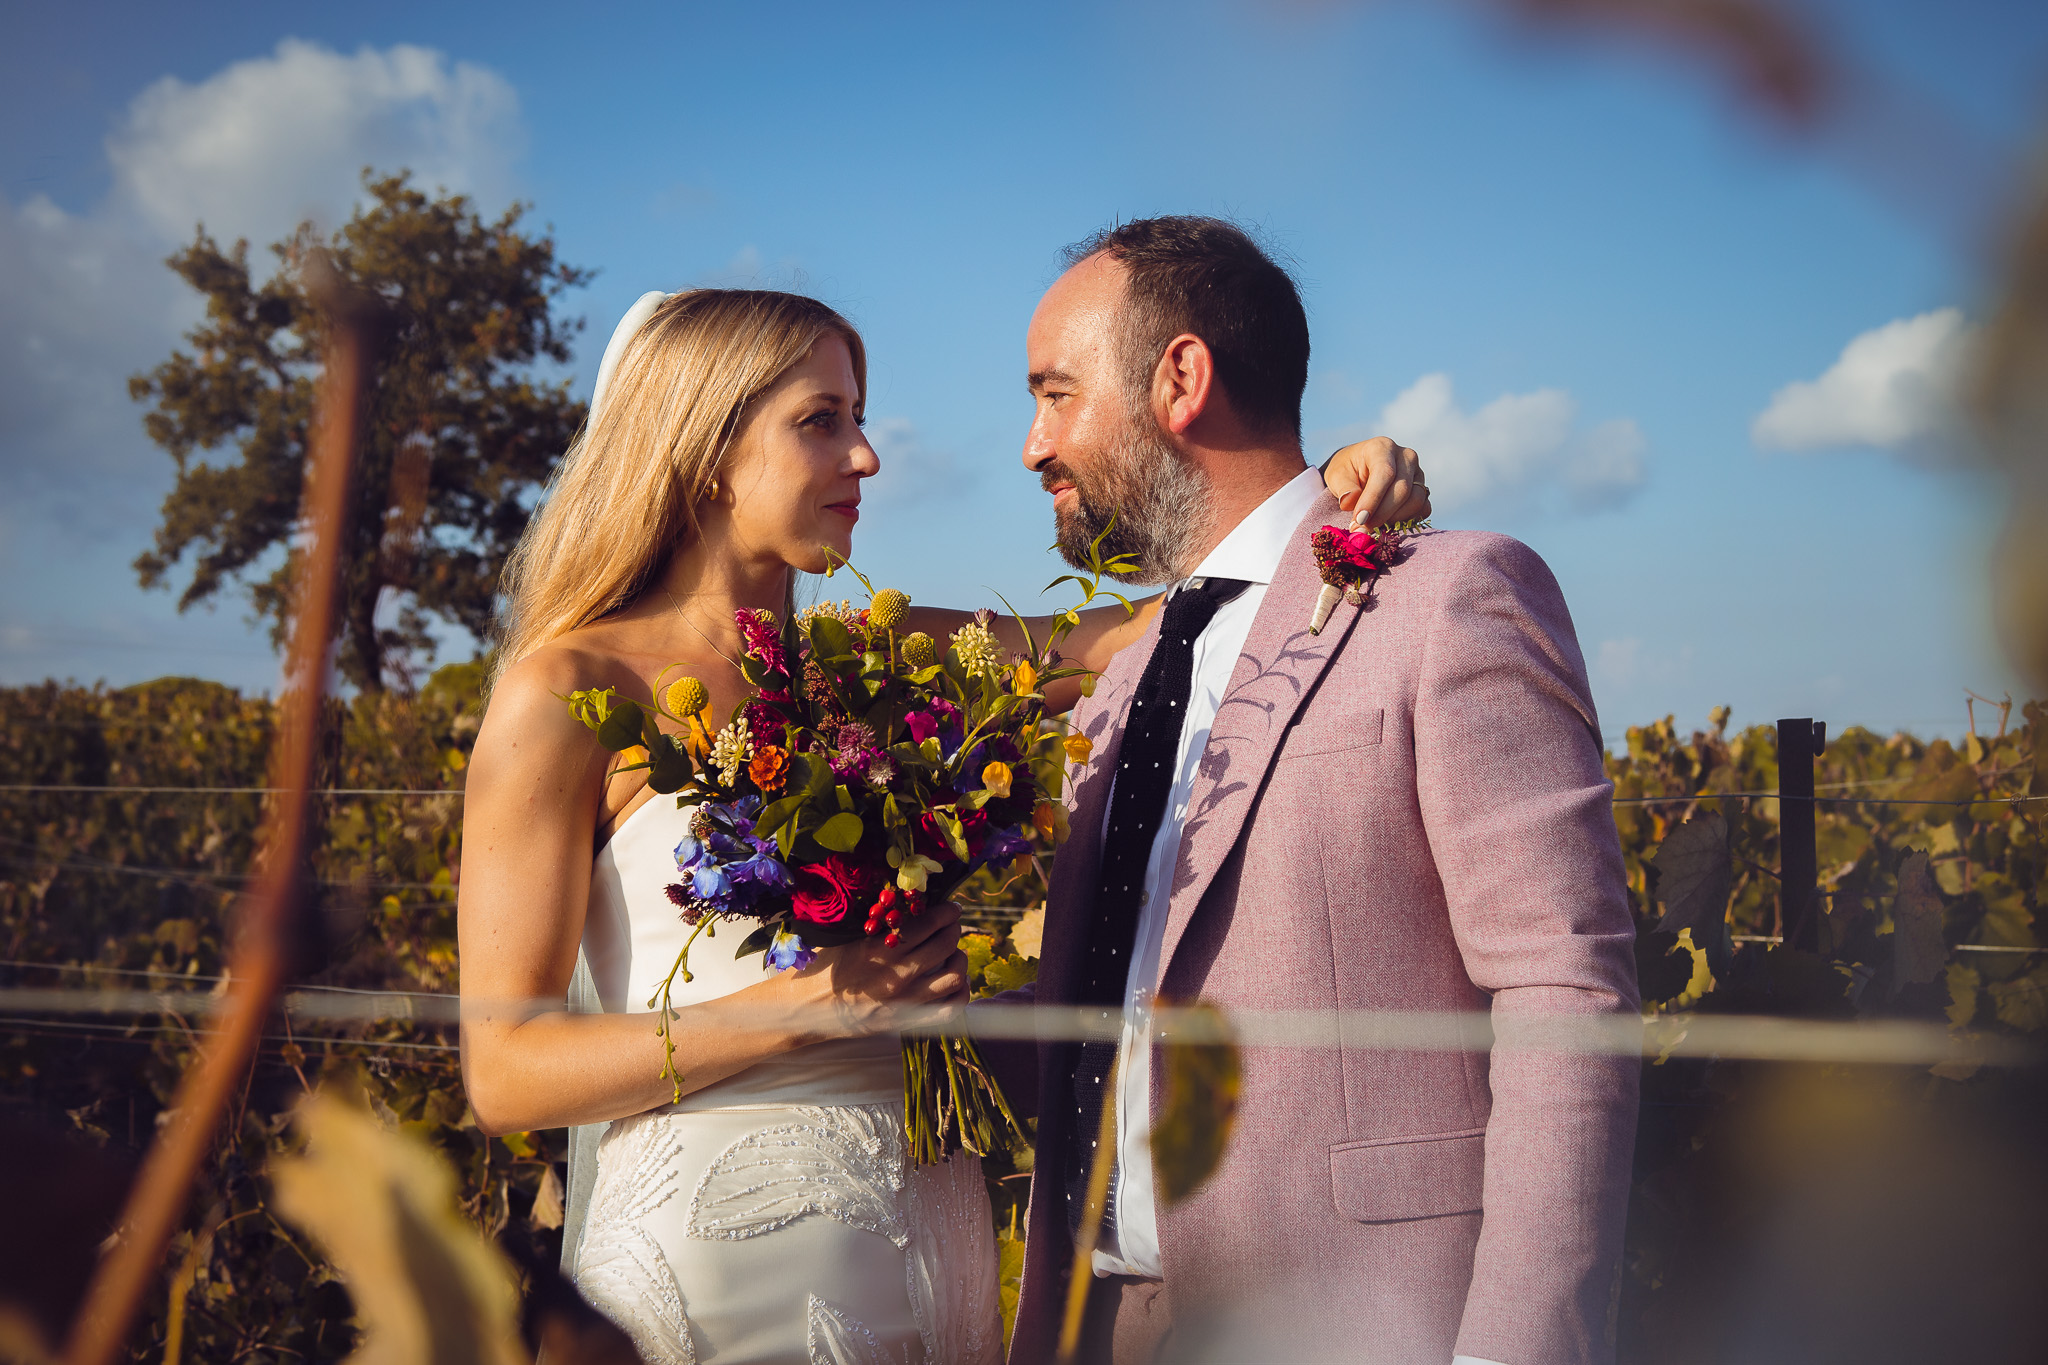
[
  {"left": 669, "top": 799, "right": 792, "bottom": 919},
  {"left": 765, "top": 929, "right": 815, "bottom": 972},
  {"left": 980, "top": 824, "right": 1033, "bottom": 867}
]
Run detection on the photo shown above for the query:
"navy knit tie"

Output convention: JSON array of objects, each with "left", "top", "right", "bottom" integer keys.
[{"left": 1065, "top": 575, "right": 1249, "bottom": 1241}]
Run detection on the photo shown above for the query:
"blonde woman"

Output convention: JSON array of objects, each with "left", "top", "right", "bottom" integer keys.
[{"left": 457, "top": 289, "right": 1428, "bottom": 1364}]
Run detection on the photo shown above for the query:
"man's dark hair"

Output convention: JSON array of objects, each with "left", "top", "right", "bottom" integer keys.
[{"left": 1063, "top": 215, "right": 1309, "bottom": 440}]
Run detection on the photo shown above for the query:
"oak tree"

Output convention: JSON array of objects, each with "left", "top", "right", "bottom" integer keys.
[{"left": 132, "top": 170, "right": 591, "bottom": 690}]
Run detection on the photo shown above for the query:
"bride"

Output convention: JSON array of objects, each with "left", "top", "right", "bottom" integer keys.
[{"left": 457, "top": 288, "right": 1427, "bottom": 1365}]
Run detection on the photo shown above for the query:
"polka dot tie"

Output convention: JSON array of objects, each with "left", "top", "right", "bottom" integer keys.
[{"left": 1064, "top": 575, "right": 1248, "bottom": 1239}]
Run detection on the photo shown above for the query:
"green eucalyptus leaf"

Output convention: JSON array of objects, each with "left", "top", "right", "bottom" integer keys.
[
  {"left": 810, "top": 616, "right": 854, "bottom": 661},
  {"left": 646, "top": 734, "right": 695, "bottom": 794},
  {"left": 596, "top": 704, "right": 644, "bottom": 753},
  {"left": 814, "top": 812, "right": 865, "bottom": 852}
]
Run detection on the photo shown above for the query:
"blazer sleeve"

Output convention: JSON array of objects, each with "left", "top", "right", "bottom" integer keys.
[{"left": 1411, "top": 534, "right": 1640, "bottom": 1365}]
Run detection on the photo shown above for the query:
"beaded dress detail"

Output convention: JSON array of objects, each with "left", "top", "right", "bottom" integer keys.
[{"left": 564, "top": 797, "right": 1000, "bottom": 1365}]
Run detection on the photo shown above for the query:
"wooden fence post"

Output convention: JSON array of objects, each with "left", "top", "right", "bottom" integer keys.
[{"left": 1779, "top": 717, "right": 1825, "bottom": 952}]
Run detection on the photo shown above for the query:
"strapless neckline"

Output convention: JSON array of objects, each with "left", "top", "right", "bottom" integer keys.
[{"left": 578, "top": 793, "right": 901, "bottom": 1114}]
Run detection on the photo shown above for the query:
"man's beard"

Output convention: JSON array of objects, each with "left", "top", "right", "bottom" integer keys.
[{"left": 1043, "top": 418, "right": 1211, "bottom": 584}]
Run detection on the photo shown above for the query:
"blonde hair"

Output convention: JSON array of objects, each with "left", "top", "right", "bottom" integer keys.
[{"left": 494, "top": 289, "right": 866, "bottom": 681}]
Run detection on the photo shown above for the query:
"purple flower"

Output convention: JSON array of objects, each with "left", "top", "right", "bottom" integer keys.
[
  {"left": 981, "top": 824, "right": 1034, "bottom": 866},
  {"left": 692, "top": 864, "right": 732, "bottom": 900},
  {"left": 765, "top": 929, "right": 816, "bottom": 972}
]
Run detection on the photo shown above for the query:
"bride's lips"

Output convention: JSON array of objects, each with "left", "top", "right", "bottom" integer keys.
[{"left": 826, "top": 500, "right": 861, "bottom": 524}]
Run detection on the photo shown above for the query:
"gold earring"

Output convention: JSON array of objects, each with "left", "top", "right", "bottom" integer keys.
[{"left": 705, "top": 475, "right": 721, "bottom": 501}]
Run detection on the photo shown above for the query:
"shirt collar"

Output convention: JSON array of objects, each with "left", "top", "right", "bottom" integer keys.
[{"left": 1180, "top": 465, "right": 1325, "bottom": 590}]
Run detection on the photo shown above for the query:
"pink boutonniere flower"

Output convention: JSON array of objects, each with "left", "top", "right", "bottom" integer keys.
[{"left": 1307, "top": 522, "right": 1415, "bottom": 634}]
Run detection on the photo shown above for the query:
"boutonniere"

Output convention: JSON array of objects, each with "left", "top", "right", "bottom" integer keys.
[{"left": 1308, "top": 520, "right": 1425, "bottom": 634}]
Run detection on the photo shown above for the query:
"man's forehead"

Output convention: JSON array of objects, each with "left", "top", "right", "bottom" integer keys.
[{"left": 1029, "top": 251, "right": 1125, "bottom": 354}]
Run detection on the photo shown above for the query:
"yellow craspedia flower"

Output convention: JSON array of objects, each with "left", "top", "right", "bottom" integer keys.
[
  {"left": 1012, "top": 660, "right": 1038, "bottom": 696},
  {"left": 981, "top": 761, "right": 1013, "bottom": 799},
  {"left": 666, "top": 676, "right": 709, "bottom": 719},
  {"left": 901, "top": 631, "right": 937, "bottom": 669},
  {"left": 1062, "top": 734, "right": 1094, "bottom": 763},
  {"left": 868, "top": 588, "right": 910, "bottom": 633}
]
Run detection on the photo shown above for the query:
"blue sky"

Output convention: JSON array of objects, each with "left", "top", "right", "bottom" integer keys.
[{"left": 3, "top": 0, "right": 2045, "bottom": 741}]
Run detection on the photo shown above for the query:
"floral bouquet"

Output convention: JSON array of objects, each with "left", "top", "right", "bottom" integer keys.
[{"left": 565, "top": 533, "right": 1134, "bottom": 1163}]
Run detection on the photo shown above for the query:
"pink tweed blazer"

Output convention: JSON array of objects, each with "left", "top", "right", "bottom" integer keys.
[{"left": 1005, "top": 496, "right": 1640, "bottom": 1365}]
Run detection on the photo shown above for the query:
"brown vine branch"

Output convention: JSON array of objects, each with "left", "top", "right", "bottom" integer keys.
[{"left": 60, "top": 258, "right": 374, "bottom": 1365}]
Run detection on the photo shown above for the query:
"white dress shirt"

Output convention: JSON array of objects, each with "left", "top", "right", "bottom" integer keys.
[
  {"left": 1084, "top": 467, "right": 1503, "bottom": 1365},
  {"left": 1093, "top": 466, "right": 1324, "bottom": 1280}
]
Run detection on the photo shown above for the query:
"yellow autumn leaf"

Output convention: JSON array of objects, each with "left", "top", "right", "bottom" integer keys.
[{"left": 270, "top": 1091, "right": 528, "bottom": 1365}]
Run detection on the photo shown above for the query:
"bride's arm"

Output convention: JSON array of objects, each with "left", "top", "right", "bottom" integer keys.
[
  {"left": 898, "top": 436, "right": 1431, "bottom": 715},
  {"left": 456, "top": 649, "right": 968, "bottom": 1135}
]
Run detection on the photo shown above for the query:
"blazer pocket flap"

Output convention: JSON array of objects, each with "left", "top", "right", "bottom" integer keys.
[
  {"left": 1279, "top": 704, "right": 1384, "bottom": 761},
  {"left": 1330, "top": 1128, "right": 1485, "bottom": 1222}
]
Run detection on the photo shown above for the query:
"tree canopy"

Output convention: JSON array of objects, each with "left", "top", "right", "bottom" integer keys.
[{"left": 132, "top": 170, "right": 592, "bottom": 690}]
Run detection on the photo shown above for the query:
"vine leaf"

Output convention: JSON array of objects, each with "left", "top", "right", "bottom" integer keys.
[
  {"left": 1150, "top": 1001, "right": 1241, "bottom": 1206},
  {"left": 1890, "top": 851, "right": 1947, "bottom": 992},
  {"left": 270, "top": 1091, "right": 527, "bottom": 1365},
  {"left": 1650, "top": 811, "right": 1733, "bottom": 944}
]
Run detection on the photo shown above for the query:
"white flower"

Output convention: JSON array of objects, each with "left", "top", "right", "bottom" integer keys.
[
  {"left": 795, "top": 598, "right": 864, "bottom": 632},
  {"left": 709, "top": 717, "right": 753, "bottom": 788},
  {"left": 888, "top": 847, "right": 943, "bottom": 894},
  {"left": 950, "top": 621, "right": 1002, "bottom": 674}
]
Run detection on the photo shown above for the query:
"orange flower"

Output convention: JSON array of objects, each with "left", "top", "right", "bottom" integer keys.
[
  {"left": 1012, "top": 660, "right": 1038, "bottom": 696},
  {"left": 1033, "top": 800, "right": 1070, "bottom": 845},
  {"left": 1062, "top": 734, "right": 1094, "bottom": 764},
  {"left": 981, "top": 760, "right": 1013, "bottom": 799},
  {"left": 749, "top": 745, "right": 790, "bottom": 793}
]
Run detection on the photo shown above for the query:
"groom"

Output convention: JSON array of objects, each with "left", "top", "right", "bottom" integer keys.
[{"left": 1003, "top": 218, "right": 1640, "bottom": 1364}]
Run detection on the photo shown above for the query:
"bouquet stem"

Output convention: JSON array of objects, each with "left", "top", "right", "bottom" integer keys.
[{"left": 902, "top": 1033, "right": 1023, "bottom": 1165}]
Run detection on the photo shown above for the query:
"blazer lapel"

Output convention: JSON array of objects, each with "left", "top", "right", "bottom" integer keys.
[
  {"left": 1154, "top": 493, "right": 1364, "bottom": 987},
  {"left": 1036, "top": 609, "right": 1160, "bottom": 1003}
]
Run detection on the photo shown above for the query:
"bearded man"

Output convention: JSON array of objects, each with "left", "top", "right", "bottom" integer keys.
[{"left": 1000, "top": 217, "right": 1640, "bottom": 1365}]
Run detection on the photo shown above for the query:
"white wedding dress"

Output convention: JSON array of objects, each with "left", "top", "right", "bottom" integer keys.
[{"left": 560, "top": 796, "right": 1001, "bottom": 1365}]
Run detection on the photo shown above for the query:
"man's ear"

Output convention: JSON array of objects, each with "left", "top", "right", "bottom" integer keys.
[{"left": 1151, "top": 332, "right": 1215, "bottom": 436}]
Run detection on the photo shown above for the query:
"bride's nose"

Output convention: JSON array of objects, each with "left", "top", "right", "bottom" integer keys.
[{"left": 848, "top": 436, "right": 880, "bottom": 478}]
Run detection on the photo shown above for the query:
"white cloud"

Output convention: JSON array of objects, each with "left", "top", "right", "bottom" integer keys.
[
  {"left": 1750, "top": 307, "right": 1971, "bottom": 459},
  {"left": 1359, "top": 372, "right": 1646, "bottom": 516},
  {"left": 107, "top": 40, "right": 523, "bottom": 246},
  {"left": 864, "top": 417, "right": 975, "bottom": 506},
  {"left": 0, "top": 40, "right": 527, "bottom": 520}
]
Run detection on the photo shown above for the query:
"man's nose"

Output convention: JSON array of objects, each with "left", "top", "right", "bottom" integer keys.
[{"left": 1022, "top": 410, "right": 1055, "bottom": 473}]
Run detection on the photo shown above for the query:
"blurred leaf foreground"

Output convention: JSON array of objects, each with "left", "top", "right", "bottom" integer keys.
[{"left": 5, "top": 677, "right": 2045, "bottom": 1360}]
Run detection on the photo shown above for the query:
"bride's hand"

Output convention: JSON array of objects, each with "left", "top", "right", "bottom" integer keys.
[
  {"left": 1323, "top": 436, "right": 1431, "bottom": 528},
  {"left": 795, "top": 901, "right": 971, "bottom": 1039}
]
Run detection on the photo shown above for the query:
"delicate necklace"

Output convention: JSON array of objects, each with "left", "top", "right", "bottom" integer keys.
[{"left": 664, "top": 590, "right": 744, "bottom": 670}]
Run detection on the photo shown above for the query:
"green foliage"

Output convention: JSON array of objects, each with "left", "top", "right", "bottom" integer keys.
[
  {"left": 0, "top": 665, "right": 564, "bottom": 1362},
  {"left": 13, "top": 680, "right": 2043, "bottom": 1360},
  {"left": 131, "top": 170, "right": 592, "bottom": 691},
  {"left": 1610, "top": 702, "right": 2048, "bottom": 1361}
]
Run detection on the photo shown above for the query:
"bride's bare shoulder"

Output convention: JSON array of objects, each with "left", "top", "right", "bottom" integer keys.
[{"left": 478, "top": 634, "right": 639, "bottom": 757}]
